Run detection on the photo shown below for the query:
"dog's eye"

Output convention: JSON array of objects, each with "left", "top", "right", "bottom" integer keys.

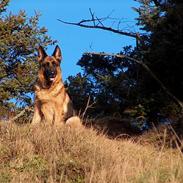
[
  {"left": 42, "top": 63, "right": 49, "bottom": 68},
  {"left": 52, "top": 61, "right": 57, "bottom": 67}
]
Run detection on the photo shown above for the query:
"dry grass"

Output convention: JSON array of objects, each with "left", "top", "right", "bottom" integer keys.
[{"left": 0, "top": 122, "right": 183, "bottom": 183}]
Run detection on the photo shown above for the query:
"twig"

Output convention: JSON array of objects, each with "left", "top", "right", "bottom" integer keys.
[
  {"left": 96, "top": 16, "right": 104, "bottom": 27},
  {"left": 89, "top": 8, "right": 95, "bottom": 26},
  {"left": 84, "top": 52, "right": 183, "bottom": 113},
  {"left": 82, "top": 96, "right": 96, "bottom": 119}
]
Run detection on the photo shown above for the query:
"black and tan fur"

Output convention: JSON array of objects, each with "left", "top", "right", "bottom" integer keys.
[{"left": 32, "top": 45, "right": 81, "bottom": 127}]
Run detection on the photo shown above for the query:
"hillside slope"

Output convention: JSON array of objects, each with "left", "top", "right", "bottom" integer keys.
[{"left": 0, "top": 123, "right": 183, "bottom": 183}]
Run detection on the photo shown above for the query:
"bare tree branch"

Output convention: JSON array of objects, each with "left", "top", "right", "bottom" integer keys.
[
  {"left": 81, "top": 96, "right": 96, "bottom": 119},
  {"left": 58, "top": 18, "right": 139, "bottom": 39},
  {"left": 83, "top": 52, "right": 183, "bottom": 112},
  {"left": 57, "top": 8, "right": 140, "bottom": 40},
  {"left": 58, "top": 9, "right": 143, "bottom": 49}
]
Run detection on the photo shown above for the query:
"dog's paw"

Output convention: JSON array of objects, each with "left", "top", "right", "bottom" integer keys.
[{"left": 65, "top": 116, "right": 82, "bottom": 128}]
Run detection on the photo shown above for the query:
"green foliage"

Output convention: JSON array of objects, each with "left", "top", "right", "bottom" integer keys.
[
  {"left": 134, "top": 0, "right": 162, "bottom": 32},
  {"left": 67, "top": 0, "right": 183, "bottom": 127},
  {"left": 67, "top": 46, "right": 141, "bottom": 117},
  {"left": 134, "top": 0, "right": 183, "bottom": 117},
  {"left": 66, "top": 73, "right": 95, "bottom": 114},
  {"left": 0, "top": 0, "right": 9, "bottom": 14},
  {"left": 0, "top": 1, "right": 55, "bottom": 118}
]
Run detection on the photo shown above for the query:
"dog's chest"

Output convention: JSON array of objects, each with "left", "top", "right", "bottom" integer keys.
[{"left": 39, "top": 92, "right": 65, "bottom": 110}]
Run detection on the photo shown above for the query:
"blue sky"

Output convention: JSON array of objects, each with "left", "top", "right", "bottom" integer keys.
[{"left": 8, "top": 0, "right": 139, "bottom": 80}]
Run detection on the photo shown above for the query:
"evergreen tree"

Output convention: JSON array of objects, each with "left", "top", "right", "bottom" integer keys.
[
  {"left": 134, "top": 0, "right": 183, "bottom": 117},
  {"left": 66, "top": 0, "right": 183, "bottom": 125},
  {"left": 0, "top": 0, "right": 55, "bottom": 118},
  {"left": 67, "top": 46, "right": 141, "bottom": 117}
]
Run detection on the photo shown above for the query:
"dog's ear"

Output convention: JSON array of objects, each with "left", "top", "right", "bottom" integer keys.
[
  {"left": 52, "top": 45, "right": 62, "bottom": 62},
  {"left": 38, "top": 46, "right": 47, "bottom": 62}
]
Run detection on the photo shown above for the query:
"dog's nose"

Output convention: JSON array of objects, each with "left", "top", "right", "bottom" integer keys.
[
  {"left": 49, "top": 71, "right": 55, "bottom": 77},
  {"left": 46, "top": 70, "right": 55, "bottom": 77}
]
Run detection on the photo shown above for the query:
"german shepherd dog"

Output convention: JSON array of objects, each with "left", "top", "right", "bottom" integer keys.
[{"left": 32, "top": 45, "right": 81, "bottom": 127}]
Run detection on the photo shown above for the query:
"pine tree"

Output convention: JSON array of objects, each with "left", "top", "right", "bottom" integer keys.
[
  {"left": 0, "top": 0, "right": 55, "bottom": 118},
  {"left": 67, "top": 46, "right": 140, "bottom": 117},
  {"left": 66, "top": 0, "right": 183, "bottom": 124},
  {"left": 134, "top": 0, "right": 183, "bottom": 117}
]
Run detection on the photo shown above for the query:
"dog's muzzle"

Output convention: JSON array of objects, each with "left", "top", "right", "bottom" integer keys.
[{"left": 45, "top": 70, "right": 56, "bottom": 82}]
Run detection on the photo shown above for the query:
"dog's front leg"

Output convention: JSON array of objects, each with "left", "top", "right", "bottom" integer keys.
[
  {"left": 41, "top": 104, "right": 55, "bottom": 125},
  {"left": 54, "top": 110, "right": 64, "bottom": 125},
  {"left": 32, "top": 103, "right": 42, "bottom": 124}
]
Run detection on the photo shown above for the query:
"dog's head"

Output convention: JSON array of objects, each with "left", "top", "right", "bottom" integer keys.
[{"left": 37, "top": 45, "right": 62, "bottom": 89}]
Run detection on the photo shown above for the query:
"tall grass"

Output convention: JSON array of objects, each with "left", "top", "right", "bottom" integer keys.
[{"left": 0, "top": 122, "right": 183, "bottom": 183}]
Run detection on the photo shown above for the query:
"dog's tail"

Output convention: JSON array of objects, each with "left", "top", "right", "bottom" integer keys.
[{"left": 65, "top": 116, "right": 82, "bottom": 128}]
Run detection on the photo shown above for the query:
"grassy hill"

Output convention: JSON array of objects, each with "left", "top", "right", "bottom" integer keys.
[{"left": 0, "top": 122, "right": 183, "bottom": 183}]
